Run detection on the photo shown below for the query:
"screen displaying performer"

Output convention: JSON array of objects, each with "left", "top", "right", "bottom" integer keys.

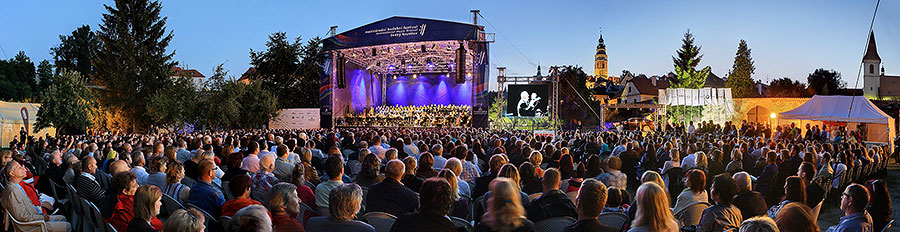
[{"left": 506, "top": 84, "right": 550, "bottom": 117}]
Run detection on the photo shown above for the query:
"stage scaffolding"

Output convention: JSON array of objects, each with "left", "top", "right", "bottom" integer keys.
[{"left": 496, "top": 66, "right": 560, "bottom": 133}]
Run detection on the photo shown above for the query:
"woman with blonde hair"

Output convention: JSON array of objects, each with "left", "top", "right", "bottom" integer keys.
[
  {"left": 163, "top": 161, "right": 191, "bottom": 203},
  {"left": 529, "top": 151, "right": 544, "bottom": 177},
  {"left": 438, "top": 169, "right": 469, "bottom": 219},
  {"left": 629, "top": 182, "right": 678, "bottom": 232},
  {"left": 475, "top": 177, "right": 533, "bottom": 232},
  {"left": 641, "top": 171, "right": 666, "bottom": 195},
  {"left": 127, "top": 185, "right": 164, "bottom": 232}
]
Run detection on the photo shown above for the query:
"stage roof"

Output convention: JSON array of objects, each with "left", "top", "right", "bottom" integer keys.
[{"left": 324, "top": 16, "right": 482, "bottom": 51}]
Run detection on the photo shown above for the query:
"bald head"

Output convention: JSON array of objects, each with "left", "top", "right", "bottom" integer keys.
[
  {"left": 259, "top": 154, "right": 275, "bottom": 172},
  {"left": 109, "top": 160, "right": 130, "bottom": 175},
  {"left": 733, "top": 172, "right": 752, "bottom": 193},
  {"left": 385, "top": 160, "right": 405, "bottom": 181}
]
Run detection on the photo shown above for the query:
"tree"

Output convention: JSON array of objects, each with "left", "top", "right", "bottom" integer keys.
[
  {"left": 559, "top": 65, "right": 602, "bottom": 129},
  {"left": 671, "top": 30, "right": 710, "bottom": 89},
  {"left": 199, "top": 64, "right": 241, "bottom": 129},
  {"left": 34, "top": 70, "right": 97, "bottom": 134},
  {"left": 249, "top": 32, "right": 306, "bottom": 108},
  {"left": 768, "top": 77, "right": 810, "bottom": 97},
  {"left": 0, "top": 51, "right": 37, "bottom": 101},
  {"left": 146, "top": 76, "right": 199, "bottom": 130},
  {"left": 94, "top": 0, "right": 176, "bottom": 132},
  {"left": 806, "top": 68, "right": 844, "bottom": 95},
  {"left": 36, "top": 60, "right": 54, "bottom": 94},
  {"left": 51, "top": 25, "right": 100, "bottom": 79},
  {"left": 236, "top": 81, "right": 279, "bottom": 128},
  {"left": 296, "top": 37, "right": 325, "bottom": 107},
  {"left": 726, "top": 40, "right": 756, "bottom": 97}
]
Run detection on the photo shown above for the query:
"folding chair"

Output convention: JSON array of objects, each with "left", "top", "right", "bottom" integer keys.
[
  {"left": 185, "top": 203, "right": 225, "bottom": 232},
  {"left": 598, "top": 212, "right": 631, "bottom": 231},
  {"left": 532, "top": 216, "right": 576, "bottom": 232},
  {"left": 449, "top": 216, "right": 472, "bottom": 232}
]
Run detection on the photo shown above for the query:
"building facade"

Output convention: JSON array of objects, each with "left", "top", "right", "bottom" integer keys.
[{"left": 863, "top": 30, "right": 900, "bottom": 99}]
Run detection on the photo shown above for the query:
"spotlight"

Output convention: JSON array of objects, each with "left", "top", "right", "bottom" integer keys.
[{"left": 413, "top": 74, "right": 418, "bottom": 78}]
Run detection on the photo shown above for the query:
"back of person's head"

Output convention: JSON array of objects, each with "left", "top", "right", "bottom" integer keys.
[
  {"left": 687, "top": 169, "right": 707, "bottom": 193},
  {"left": 733, "top": 172, "right": 752, "bottom": 193},
  {"left": 276, "top": 144, "right": 288, "bottom": 158},
  {"left": 443, "top": 158, "right": 463, "bottom": 176},
  {"left": 542, "top": 168, "right": 561, "bottom": 191},
  {"left": 845, "top": 183, "right": 870, "bottom": 213},
  {"left": 641, "top": 171, "right": 665, "bottom": 191},
  {"left": 437, "top": 169, "right": 459, "bottom": 200},
  {"left": 558, "top": 154, "right": 574, "bottom": 179},
  {"left": 529, "top": 151, "right": 543, "bottom": 165},
  {"left": 606, "top": 187, "right": 622, "bottom": 207},
  {"left": 165, "top": 208, "right": 205, "bottom": 232},
  {"left": 248, "top": 141, "right": 260, "bottom": 154},
  {"left": 109, "top": 171, "right": 137, "bottom": 195},
  {"left": 134, "top": 185, "right": 162, "bottom": 221},
  {"left": 606, "top": 156, "right": 621, "bottom": 170},
  {"left": 633, "top": 182, "right": 676, "bottom": 231},
  {"left": 740, "top": 216, "right": 779, "bottom": 232},
  {"left": 867, "top": 179, "right": 891, "bottom": 219},
  {"left": 418, "top": 153, "right": 434, "bottom": 171},
  {"left": 799, "top": 162, "right": 816, "bottom": 182},
  {"left": 229, "top": 204, "right": 272, "bottom": 232},
  {"left": 385, "top": 160, "right": 405, "bottom": 180},
  {"left": 774, "top": 202, "right": 818, "bottom": 232},
  {"left": 227, "top": 152, "right": 243, "bottom": 168},
  {"left": 230, "top": 175, "right": 252, "bottom": 198},
  {"left": 198, "top": 159, "right": 215, "bottom": 180},
  {"left": 147, "top": 156, "right": 166, "bottom": 173},
  {"left": 489, "top": 154, "right": 508, "bottom": 173},
  {"left": 402, "top": 156, "right": 417, "bottom": 175},
  {"left": 711, "top": 174, "right": 737, "bottom": 205},
  {"left": 577, "top": 179, "right": 607, "bottom": 218},
  {"left": 324, "top": 155, "right": 343, "bottom": 179},
  {"left": 784, "top": 176, "right": 807, "bottom": 203},
  {"left": 420, "top": 178, "right": 453, "bottom": 216},
  {"left": 329, "top": 183, "right": 363, "bottom": 221},
  {"left": 483, "top": 177, "right": 525, "bottom": 230},
  {"left": 497, "top": 164, "right": 520, "bottom": 188}
]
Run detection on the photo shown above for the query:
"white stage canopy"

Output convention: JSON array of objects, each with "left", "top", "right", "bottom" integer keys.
[{"left": 778, "top": 95, "right": 894, "bottom": 146}]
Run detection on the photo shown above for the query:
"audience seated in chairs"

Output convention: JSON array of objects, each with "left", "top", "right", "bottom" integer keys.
[
  {"left": 629, "top": 182, "right": 678, "bottom": 232},
  {"left": 268, "top": 182, "right": 305, "bottom": 232},
  {"left": 526, "top": 168, "right": 577, "bottom": 222},
  {"left": 390, "top": 178, "right": 460, "bottom": 232},
  {"left": 228, "top": 204, "right": 271, "bottom": 232},
  {"left": 733, "top": 172, "right": 767, "bottom": 220},
  {"left": 126, "top": 185, "right": 164, "bottom": 232},
  {"left": 2, "top": 160, "right": 71, "bottom": 232},
  {"left": 105, "top": 172, "right": 162, "bottom": 232},
  {"left": 355, "top": 152, "right": 385, "bottom": 188},
  {"left": 187, "top": 159, "right": 226, "bottom": 218},
  {"left": 163, "top": 161, "right": 191, "bottom": 203},
  {"left": 305, "top": 183, "right": 375, "bottom": 232},
  {"left": 289, "top": 163, "right": 317, "bottom": 211},
  {"left": 768, "top": 176, "right": 806, "bottom": 218},
  {"left": 437, "top": 169, "right": 469, "bottom": 219},
  {"left": 475, "top": 177, "right": 533, "bottom": 232},
  {"left": 221, "top": 175, "right": 265, "bottom": 217},
  {"left": 697, "top": 174, "right": 742, "bottom": 232},
  {"left": 400, "top": 156, "right": 424, "bottom": 193},
  {"left": 597, "top": 156, "right": 627, "bottom": 190},
  {"left": 366, "top": 159, "right": 419, "bottom": 216},
  {"left": 673, "top": 169, "right": 708, "bottom": 218},
  {"left": 564, "top": 178, "right": 617, "bottom": 232},
  {"left": 799, "top": 162, "right": 826, "bottom": 209},
  {"left": 145, "top": 156, "right": 167, "bottom": 189},
  {"left": 315, "top": 155, "right": 346, "bottom": 215}
]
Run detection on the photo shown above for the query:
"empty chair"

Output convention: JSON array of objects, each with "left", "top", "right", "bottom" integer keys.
[
  {"left": 675, "top": 202, "right": 710, "bottom": 227},
  {"left": 532, "top": 216, "right": 576, "bottom": 232},
  {"left": 161, "top": 194, "right": 186, "bottom": 219},
  {"left": 449, "top": 216, "right": 473, "bottom": 232},
  {"left": 362, "top": 211, "right": 397, "bottom": 232}
]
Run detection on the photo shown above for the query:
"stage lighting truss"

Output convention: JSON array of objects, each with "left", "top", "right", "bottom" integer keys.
[{"left": 336, "top": 40, "right": 475, "bottom": 75}]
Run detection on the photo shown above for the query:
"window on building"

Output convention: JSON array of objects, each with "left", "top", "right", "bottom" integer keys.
[{"left": 870, "top": 64, "right": 875, "bottom": 74}]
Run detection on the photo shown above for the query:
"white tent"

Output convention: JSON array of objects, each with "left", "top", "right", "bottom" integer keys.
[{"left": 778, "top": 95, "right": 894, "bottom": 148}]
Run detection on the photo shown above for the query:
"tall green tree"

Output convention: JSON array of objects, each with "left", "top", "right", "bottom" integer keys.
[
  {"left": 297, "top": 37, "right": 325, "bottom": 107},
  {"left": 200, "top": 64, "right": 242, "bottom": 129},
  {"left": 94, "top": 0, "right": 176, "bottom": 132},
  {"left": 0, "top": 52, "right": 37, "bottom": 101},
  {"left": 249, "top": 32, "right": 306, "bottom": 108},
  {"left": 236, "top": 81, "right": 279, "bottom": 128},
  {"left": 807, "top": 68, "right": 844, "bottom": 95},
  {"left": 34, "top": 70, "right": 97, "bottom": 134},
  {"left": 726, "top": 40, "right": 756, "bottom": 97},
  {"left": 671, "top": 30, "right": 710, "bottom": 89},
  {"left": 146, "top": 76, "right": 199, "bottom": 130},
  {"left": 36, "top": 60, "right": 54, "bottom": 94},
  {"left": 51, "top": 25, "right": 101, "bottom": 79}
]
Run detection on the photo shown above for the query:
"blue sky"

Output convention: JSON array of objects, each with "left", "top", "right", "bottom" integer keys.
[{"left": 1, "top": 0, "right": 897, "bottom": 90}]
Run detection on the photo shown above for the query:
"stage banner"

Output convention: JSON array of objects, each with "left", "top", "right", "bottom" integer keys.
[
  {"left": 323, "top": 17, "right": 480, "bottom": 51},
  {"left": 269, "top": 108, "right": 321, "bottom": 129},
  {"left": 717, "top": 88, "right": 726, "bottom": 106},
  {"left": 677, "top": 88, "right": 686, "bottom": 106},
  {"left": 668, "top": 89, "right": 676, "bottom": 106},
  {"left": 658, "top": 89, "right": 667, "bottom": 105},
  {"left": 688, "top": 89, "right": 699, "bottom": 106},
  {"left": 700, "top": 88, "right": 712, "bottom": 105}
]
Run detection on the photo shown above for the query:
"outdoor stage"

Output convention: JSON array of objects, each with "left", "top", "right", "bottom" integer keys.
[{"left": 320, "top": 16, "right": 493, "bottom": 128}]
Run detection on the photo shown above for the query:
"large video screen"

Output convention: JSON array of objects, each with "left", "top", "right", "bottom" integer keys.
[{"left": 507, "top": 84, "right": 550, "bottom": 117}]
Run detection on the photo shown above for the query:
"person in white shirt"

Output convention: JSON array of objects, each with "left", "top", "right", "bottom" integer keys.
[
  {"left": 431, "top": 144, "right": 447, "bottom": 170},
  {"left": 130, "top": 152, "right": 149, "bottom": 185},
  {"left": 687, "top": 121, "right": 696, "bottom": 134},
  {"left": 368, "top": 136, "right": 387, "bottom": 160},
  {"left": 403, "top": 139, "right": 419, "bottom": 159},
  {"left": 242, "top": 141, "right": 261, "bottom": 173}
]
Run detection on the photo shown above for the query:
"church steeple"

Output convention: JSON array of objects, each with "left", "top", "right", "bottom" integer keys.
[
  {"left": 594, "top": 28, "right": 608, "bottom": 79},
  {"left": 863, "top": 30, "right": 883, "bottom": 99}
]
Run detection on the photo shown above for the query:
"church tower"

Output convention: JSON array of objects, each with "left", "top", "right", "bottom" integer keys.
[
  {"left": 863, "top": 30, "right": 882, "bottom": 99},
  {"left": 594, "top": 29, "right": 608, "bottom": 79}
]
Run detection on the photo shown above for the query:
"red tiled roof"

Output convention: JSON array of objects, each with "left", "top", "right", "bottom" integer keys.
[
  {"left": 239, "top": 67, "right": 256, "bottom": 81},
  {"left": 630, "top": 77, "right": 669, "bottom": 95},
  {"left": 171, "top": 67, "right": 205, "bottom": 78}
]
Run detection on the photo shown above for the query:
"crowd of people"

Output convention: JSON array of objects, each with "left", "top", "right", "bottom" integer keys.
[
  {"left": 0, "top": 119, "right": 893, "bottom": 232},
  {"left": 341, "top": 104, "right": 471, "bottom": 128}
]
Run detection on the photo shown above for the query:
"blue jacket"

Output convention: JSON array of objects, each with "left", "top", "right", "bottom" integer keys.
[
  {"left": 832, "top": 212, "right": 873, "bottom": 232},
  {"left": 187, "top": 180, "right": 226, "bottom": 217}
]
